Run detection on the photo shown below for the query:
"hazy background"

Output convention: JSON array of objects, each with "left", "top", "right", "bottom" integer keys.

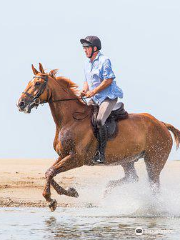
[{"left": 0, "top": 0, "right": 179, "bottom": 160}]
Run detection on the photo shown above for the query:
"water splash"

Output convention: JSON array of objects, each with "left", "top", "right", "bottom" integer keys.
[
  {"left": 74, "top": 165, "right": 180, "bottom": 218},
  {"left": 100, "top": 175, "right": 180, "bottom": 218}
]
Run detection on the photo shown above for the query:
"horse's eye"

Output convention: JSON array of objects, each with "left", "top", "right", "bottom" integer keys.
[{"left": 35, "top": 82, "right": 41, "bottom": 86}]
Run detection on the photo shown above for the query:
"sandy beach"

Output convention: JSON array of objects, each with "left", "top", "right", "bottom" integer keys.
[{"left": 0, "top": 158, "right": 180, "bottom": 208}]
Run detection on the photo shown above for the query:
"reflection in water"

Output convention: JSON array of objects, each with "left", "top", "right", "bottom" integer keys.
[
  {"left": 43, "top": 208, "right": 179, "bottom": 240},
  {"left": 0, "top": 207, "right": 179, "bottom": 240}
]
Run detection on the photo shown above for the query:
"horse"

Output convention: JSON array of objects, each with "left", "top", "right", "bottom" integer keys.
[{"left": 17, "top": 63, "right": 180, "bottom": 211}]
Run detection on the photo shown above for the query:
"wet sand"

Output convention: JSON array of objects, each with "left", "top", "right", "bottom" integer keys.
[{"left": 0, "top": 158, "right": 179, "bottom": 208}]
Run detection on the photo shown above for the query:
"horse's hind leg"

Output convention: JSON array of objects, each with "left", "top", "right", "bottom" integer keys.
[
  {"left": 144, "top": 151, "right": 169, "bottom": 194},
  {"left": 105, "top": 161, "right": 139, "bottom": 195}
]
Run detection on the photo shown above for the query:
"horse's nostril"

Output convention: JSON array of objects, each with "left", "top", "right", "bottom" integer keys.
[{"left": 19, "top": 101, "right": 25, "bottom": 107}]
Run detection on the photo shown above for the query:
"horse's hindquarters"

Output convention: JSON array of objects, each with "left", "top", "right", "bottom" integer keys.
[{"left": 104, "top": 113, "right": 173, "bottom": 166}]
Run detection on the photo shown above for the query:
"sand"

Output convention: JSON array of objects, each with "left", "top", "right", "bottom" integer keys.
[{"left": 0, "top": 158, "right": 179, "bottom": 208}]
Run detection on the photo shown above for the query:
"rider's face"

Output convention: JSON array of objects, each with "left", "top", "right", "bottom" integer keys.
[{"left": 83, "top": 46, "right": 92, "bottom": 58}]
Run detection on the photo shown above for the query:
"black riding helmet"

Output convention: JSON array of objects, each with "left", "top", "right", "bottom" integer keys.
[{"left": 80, "top": 36, "right": 101, "bottom": 58}]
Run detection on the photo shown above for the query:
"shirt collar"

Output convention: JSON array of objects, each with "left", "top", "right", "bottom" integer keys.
[{"left": 89, "top": 51, "right": 102, "bottom": 63}]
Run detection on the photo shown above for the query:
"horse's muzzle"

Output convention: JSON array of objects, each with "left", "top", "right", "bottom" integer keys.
[
  {"left": 17, "top": 99, "right": 33, "bottom": 113},
  {"left": 17, "top": 100, "right": 25, "bottom": 111},
  {"left": 18, "top": 100, "right": 25, "bottom": 108}
]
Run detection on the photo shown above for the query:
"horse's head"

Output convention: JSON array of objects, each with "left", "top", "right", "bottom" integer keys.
[{"left": 17, "top": 63, "right": 54, "bottom": 113}]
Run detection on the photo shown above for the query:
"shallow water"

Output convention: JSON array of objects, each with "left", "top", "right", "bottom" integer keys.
[{"left": 0, "top": 206, "right": 180, "bottom": 240}]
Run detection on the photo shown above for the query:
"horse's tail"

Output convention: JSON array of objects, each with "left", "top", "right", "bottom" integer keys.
[{"left": 162, "top": 122, "right": 180, "bottom": 150}]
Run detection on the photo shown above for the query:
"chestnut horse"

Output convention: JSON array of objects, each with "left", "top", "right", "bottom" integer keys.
[{"left": 17, "top": 63, "right": 180, "bottom": 211}]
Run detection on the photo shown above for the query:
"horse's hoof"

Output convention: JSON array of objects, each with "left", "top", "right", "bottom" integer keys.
[
  {"left": 67, "top": 187, "right": 79, "bottom": 198},
  {"left": 49, "top": 199, "right": 57, "bottom": 212}
]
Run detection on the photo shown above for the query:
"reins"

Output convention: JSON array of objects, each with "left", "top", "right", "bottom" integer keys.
[{"left": 51, "top": 97, "right": 88, "bottom": 103}]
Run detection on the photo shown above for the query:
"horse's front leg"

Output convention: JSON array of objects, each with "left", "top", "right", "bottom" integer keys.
[
  {"left": 43, "top": 153, "right": 83, "bottom": 211},
  {"left": 42, "top": 164, "right": 59, "bottom": 211}
]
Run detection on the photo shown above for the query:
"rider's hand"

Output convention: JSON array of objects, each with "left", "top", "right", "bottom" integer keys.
[
  {"left": 85, "top": 90, "right": 96, "bottom": 98},
  {"left": 80, "top": 90, "right": 86, "bottom": 97}
]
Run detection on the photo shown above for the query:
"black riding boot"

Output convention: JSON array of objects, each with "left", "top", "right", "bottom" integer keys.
[{"left": 94, "top": 125, "right": 107, "bottom": 163}]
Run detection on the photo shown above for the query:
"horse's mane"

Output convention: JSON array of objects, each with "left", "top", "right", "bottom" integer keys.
[
  {"left": 49, "top": 69, "right": 84, "bottom": 104},
  {"left": 56, "top": 76, "right": 80, "bottom": 96}
]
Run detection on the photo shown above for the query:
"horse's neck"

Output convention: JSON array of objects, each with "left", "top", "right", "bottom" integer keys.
[{"left": 48, "top": 88, "right": 88, "bottom": 128}]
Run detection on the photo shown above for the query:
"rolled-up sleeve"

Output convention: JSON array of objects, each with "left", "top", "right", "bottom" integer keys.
[{"left": 102, "top": 59, "right": 116, "bottom": 80}]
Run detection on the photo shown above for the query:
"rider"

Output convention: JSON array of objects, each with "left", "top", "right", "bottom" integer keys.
[{"left": 80, "top": 36, "right": 123, "bottom": 163}]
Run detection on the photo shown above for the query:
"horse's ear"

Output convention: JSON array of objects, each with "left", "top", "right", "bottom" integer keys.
[
  {"left": 32, "top": 64, "right": 39, "bottom": 75},
  {"left": 49, "top": 69, "right": 58, "bottom": 78},
  {"left": 39, "top": 63, "right": 45, "bottom": 74}
]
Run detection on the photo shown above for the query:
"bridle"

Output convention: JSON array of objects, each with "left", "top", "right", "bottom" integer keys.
[
  {"left": 22, "top": 75, "right": 90, "bottom": 120},
  {"left": 22, "top": 75, "right": 49, "bottom": 106},
  {"left": 22, "top": 75, "right": 88, "bottom": 106}
]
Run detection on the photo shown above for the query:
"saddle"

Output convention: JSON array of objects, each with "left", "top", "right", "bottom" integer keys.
[{"left": 91, "top": 102, "right": 128, "bottom": 140}]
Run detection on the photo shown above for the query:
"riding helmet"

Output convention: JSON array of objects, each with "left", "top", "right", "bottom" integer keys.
[{"left": 80, "top": 36, "right": 101, "bottom": 50}]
